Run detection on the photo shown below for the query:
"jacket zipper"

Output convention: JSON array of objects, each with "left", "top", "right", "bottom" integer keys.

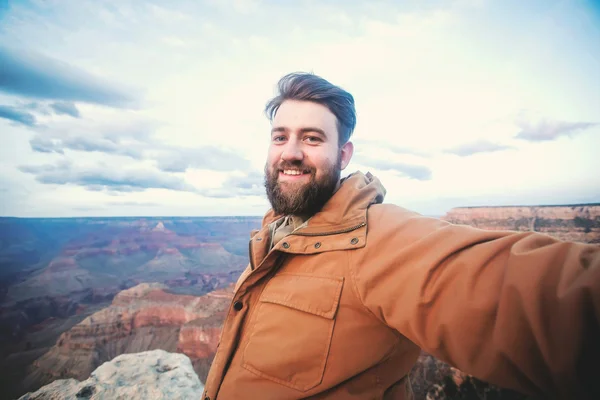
[
  {"left": 290, "top": 222, "right": 366, "bottom": 237},
  {"left": 248, "top": 239, "right": 256, "bottom": 270}
]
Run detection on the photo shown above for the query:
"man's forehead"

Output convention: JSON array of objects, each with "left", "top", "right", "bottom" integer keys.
[{"left": 273, "top": 100, "right": 338, "bottom": 132}]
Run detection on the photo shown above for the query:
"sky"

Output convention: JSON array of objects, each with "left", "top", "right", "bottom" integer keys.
[{"left": 0, "top": 0, "right": 599, "bottom": 218}]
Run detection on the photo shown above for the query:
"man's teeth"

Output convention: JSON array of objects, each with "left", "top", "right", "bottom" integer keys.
[{"left": 283, "top": 170, "right": 305, "bottom": 175}]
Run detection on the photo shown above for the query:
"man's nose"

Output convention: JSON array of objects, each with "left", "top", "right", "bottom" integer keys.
[{"left": 280, "top": 140, "right": 304, "bottom": 162}]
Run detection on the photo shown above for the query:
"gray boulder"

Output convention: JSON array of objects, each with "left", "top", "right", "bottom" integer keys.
[{"left": 19, "top": 350, "right": 204, "bottom": 400}]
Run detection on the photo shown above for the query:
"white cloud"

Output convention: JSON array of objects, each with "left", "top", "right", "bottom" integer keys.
[{"left": 0, "top": 0, "right": 599, "bottom": 217}]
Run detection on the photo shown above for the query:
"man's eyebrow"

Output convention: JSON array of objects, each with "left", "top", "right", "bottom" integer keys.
[
  {"left": 299, "top": 127, "right": 326, "bottom": 136},
  {"left": 271, "top": 127, "right": 287, "bottom": 134},
  {"left": 270, "top": 126, "right": 328, "bottom": 138}
]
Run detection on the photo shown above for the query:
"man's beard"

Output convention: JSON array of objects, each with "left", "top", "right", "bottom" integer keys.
[{"left": 264, "top": 155, "right": 341, "bottom": 217}]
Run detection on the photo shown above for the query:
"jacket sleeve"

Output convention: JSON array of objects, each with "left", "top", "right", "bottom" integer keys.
[{"left": 350, "top": 204, "right": 600, "bottom": 399}]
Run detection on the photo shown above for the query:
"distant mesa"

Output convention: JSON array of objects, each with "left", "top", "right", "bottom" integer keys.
[
  {"left": 152, "top": 222, "right": 166, "bottom": 232},
  {"left": 442, "top": 204, "right": 600, "bottom": 244},
  {"left": 136, "top": 220, "right": 173, "bottom": 234}
]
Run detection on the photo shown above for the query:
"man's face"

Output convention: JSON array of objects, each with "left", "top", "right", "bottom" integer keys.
[{"left": 264, "top": 100, "right": 353, "bottom": 216}]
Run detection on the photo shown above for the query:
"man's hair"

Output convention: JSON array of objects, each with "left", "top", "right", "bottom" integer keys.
[{"left": 265, "top": 72, "right": 356, "bottom": 146}]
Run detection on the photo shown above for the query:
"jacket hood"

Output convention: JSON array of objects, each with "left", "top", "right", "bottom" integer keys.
[{"left": 261, "top": 171, "right": 386, "bottom": 234}]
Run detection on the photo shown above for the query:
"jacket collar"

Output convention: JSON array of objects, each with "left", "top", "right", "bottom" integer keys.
[{"left": 261, "top": 171, "right": 386, "bottom": 236}]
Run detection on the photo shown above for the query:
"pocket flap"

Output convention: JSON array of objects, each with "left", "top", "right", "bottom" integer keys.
[{"left": 260, "top": 273, "right": 343, "bottom": 319}]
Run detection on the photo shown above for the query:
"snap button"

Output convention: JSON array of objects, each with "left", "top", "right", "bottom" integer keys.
[
  {"left": 314, "top": 242, "right": 321, "bottom": 249},
  {"left": 282, "top": 242, "right": 290, "bottom": 249},
  {"left": 233, "top": 301, "right": 243, "bottom": 311},
  {"left": 350, "top": 237, "right": 359, "bottom": 245}
]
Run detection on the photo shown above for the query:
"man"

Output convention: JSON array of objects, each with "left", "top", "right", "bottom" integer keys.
[{"left": 203, "top": 73, "right": 599, "bottom": 399}]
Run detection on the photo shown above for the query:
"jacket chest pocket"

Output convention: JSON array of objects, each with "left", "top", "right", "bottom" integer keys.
[{"left": 242, "top": 273, "right": 344, "bottom": 392}]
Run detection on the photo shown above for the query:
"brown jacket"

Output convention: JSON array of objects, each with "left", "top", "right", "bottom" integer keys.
[{"left": 203, "top": 172, "right": 600, "bottom": 399}]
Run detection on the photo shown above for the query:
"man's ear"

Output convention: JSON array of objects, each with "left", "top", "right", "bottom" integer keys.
[{"left": 340, "top": 141, "right": 354, "bottom": 170}]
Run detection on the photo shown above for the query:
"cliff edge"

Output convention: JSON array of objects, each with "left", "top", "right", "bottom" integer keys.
[{"left": 18, "top": 349, "right": 203, "bottom": 400}]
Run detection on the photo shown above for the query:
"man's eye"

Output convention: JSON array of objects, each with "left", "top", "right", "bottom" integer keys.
[
  {"left": 305, "top": 136, "right": 322, "bottom": 143},
  {"left": 273, "top": 136, "right": 286, "bottom": 142}
]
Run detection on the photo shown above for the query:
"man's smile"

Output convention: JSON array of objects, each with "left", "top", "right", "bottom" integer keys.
[{"left": 278, "top": 169, "right": 312, "bottom": 181}]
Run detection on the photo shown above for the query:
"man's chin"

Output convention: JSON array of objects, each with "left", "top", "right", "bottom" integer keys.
[{"left": 275, "top": 184, "right": 304, "bottom": 199}]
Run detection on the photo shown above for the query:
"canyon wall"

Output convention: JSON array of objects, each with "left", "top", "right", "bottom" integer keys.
[
  {"left": 22, "top": 283, "right": 233, "bottom": 395},
  {"left": 442, "top": 204, "right": 600, "bottom": 244}
]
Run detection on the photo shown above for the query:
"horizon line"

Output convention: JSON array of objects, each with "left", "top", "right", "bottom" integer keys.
[{"left": 1, "top": 202, "right": 599, "bottom": 220}]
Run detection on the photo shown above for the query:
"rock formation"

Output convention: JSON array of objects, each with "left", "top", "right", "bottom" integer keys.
[
  {"left": 18, "top": 350, "right": 203, "bottom": 400},
  {"left": 23, "top": 283, "right": 232, "bottom": 395},
  {"left": 442, "top": 204, "right": 600, "bottom": 243}
]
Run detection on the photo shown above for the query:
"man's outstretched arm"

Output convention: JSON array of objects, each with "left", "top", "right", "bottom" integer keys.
[{"left": 350, "top": 204, "right": 599, "bottom": 399}]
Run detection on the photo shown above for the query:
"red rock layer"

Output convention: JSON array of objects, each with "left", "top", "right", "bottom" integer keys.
[
  {"left": 24, "top": 283, "right": 233, "bottom": 392},
  {"left": 442, "top": 204, "right": 600, "bottom": 244}
]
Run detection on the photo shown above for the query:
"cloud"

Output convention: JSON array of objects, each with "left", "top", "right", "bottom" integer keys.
[
  {"left": 108, "top": 201, "right": 160, "bottom": 207},
  {"left": 0, "top": 105, "right": 37, "bottom": 126},
  {"left": 22, "top": 101, "right": 52, "bottom": 115},
  {"left": 50, "top": 101, "right": 81, "bottom": 118},
  {"left": 154, "top": 147, "right": 251, "bottom": 172},
  {"left": 29, "top": 134, "right": 145, "bottom": 158},
  {"left": 26, "top": 116, "right": 249, "bottom": 173},
  {"left": 222, "top": 171, "right": 264, "bottom": 195},
  {"left": 1, "top": 100, "right": 79, "bottom": 128},
  {"left": 186, "top": 171, "right": 264, "bottom": 199},
  {"left": 18, "top": 160, "right": 71, "bottom": 174},
  {"left": 29, "top": 136, "right": 64, "bottom": 154},
  {"left": 353, "top": 139, "right": 431, "bottom": 157},
  {"left": 27, "top": 116, "right": 155, "bottom": 158},
  {"left": 64, "top": 136, "right": 144, "bottom": 159},
  {"left": 206, "top": 0, "right": 261, "bottom": 14},
  {"left": 28, "top": 135, "right": 250, "bottom": 173},
  {"left": 445, "top": 140, "right": 515, "bottom": 156},
  {"left": 72, "top": 206, "right": 106, "bottom": 212},
  {"left": 18, "top": 160, "right": 197, "bottom": 193},
  {"left": 17, "top": 159, "right": 264, "bottom": 199},
  {"left": 387, "top": 144, "right": 431, "bottom": 158},
  {"left": 353, "top": 155, "right": 432, "bottom": 180},
  {"left": 85, "top": 184, "right": 145, "bottom": 193},
  {"left": 515, "top": 117, "right": 598, "bottom": 142},
  {"left": 0, "top": 46, "right": 138, "bottom": 108},
  {"left": 225, "top": 171, "right": 263, "bottom": 190}
]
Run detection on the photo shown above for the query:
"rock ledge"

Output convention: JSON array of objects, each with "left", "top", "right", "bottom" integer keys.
[{"left": 19, "top": 350, "right": 204, "bottom": 400}]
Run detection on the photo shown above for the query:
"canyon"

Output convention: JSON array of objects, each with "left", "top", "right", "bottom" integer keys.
[
  {"left": 2, "top": 204, "right": 598, "bottom": 399},
  {"left": 0, "top": 216, "right": 259, "bottom": 399},
  {"left": 1, "top": 217, "right": 258, "bottom": 340}
]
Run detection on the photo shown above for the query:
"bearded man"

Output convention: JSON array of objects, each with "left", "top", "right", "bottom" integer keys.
[{"left": 203, "top": 73, "right": 599, "bottom": 400}]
